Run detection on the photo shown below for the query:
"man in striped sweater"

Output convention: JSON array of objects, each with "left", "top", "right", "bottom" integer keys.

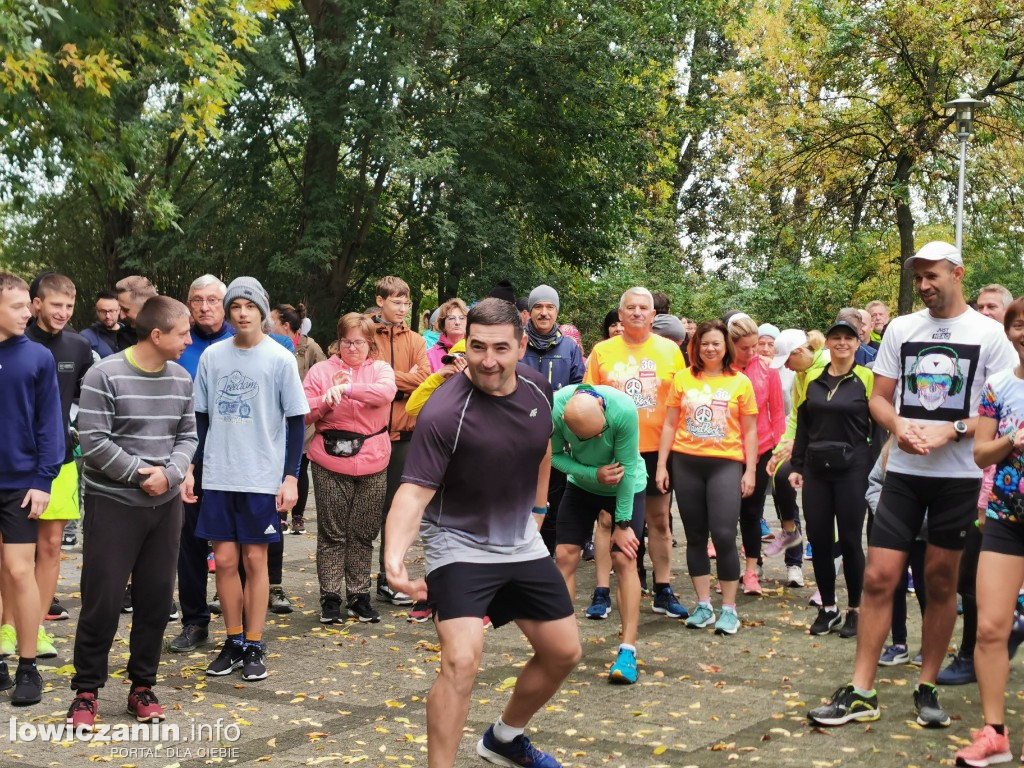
[{"left": 68, "top": 296, "right": 198, "bottom": 731}]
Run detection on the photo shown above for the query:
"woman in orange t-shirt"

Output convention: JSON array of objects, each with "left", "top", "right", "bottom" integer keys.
[{"left": 655, "top": 319, "right": 758, "bottom": 636}]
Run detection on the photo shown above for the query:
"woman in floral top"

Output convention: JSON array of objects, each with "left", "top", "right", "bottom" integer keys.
[{"left": 956, "top": 298, "right": 1024, "bottom": 765}]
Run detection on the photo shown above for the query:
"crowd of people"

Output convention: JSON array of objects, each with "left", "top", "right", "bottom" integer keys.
[{"left": 0, "top": 238, "right": 1020, "bottom": 767}]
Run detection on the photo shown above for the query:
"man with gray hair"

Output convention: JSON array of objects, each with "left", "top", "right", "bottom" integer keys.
[
  {"left": 585, "top": 287, "right": 688, "bottom": 619},
  {"left": 976, "top": 284, "right": 1013, "bottom": 325},
  {"left": 169, "top": 274, "right": 234, "bottom": 653}
]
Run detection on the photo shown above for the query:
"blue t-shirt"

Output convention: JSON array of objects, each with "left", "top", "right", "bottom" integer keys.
[
  {"left": 979, "top": 368, "right": 1024, "bottom": 522},
  {"left": 195, "top": 337, "right": 308, "bottom": 494}
]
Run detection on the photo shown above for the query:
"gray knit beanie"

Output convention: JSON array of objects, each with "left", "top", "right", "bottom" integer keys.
[
  {"left": 528, "top": 284, "right": 560, "bottom": 311},
  {"left": 223, "top": 276, "right": 270, "bottom": 320}
]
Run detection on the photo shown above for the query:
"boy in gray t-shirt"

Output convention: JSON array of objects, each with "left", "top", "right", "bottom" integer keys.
[{"left": 184, "top": 277, "right": 308, "bottom": 683}]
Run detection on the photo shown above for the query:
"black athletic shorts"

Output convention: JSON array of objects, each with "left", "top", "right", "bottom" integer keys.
[
  {"left": 869, "top": 471, "right": 981, "bottom": 552},
  {"left": 555, "top": 482, "right": 645, "bottom": 551},
  {"left": 642, "top": 451, "right": 669, "bottom": 496},
  {"left": 425, "top": 557, "right": 574, "bottom": 628},
  {"left": 0, "top": 489, "right": 41, "bottom": 545},
  {"left": 981, "top": 517, "right": 1024, "bottom": 557}
]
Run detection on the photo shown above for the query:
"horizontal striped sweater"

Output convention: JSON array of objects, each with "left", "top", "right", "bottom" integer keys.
[{"left": 78, "top": 352, "right": 198, "bottom": 506}]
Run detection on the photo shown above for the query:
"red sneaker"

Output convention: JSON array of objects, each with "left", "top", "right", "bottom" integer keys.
[
  {"left": 955, "top": 723, "right": 1010, "bottom": 766},
  {"left": 482, "top": 616, "right": 493, "bottom": 629},
  {"left": 127, "top": 686, "right": 165, "bottom": 723},
  {"left": 407, "top": 602, "right": 433, "bottom": 623},
  {"left": 67, "top": 691, "right": 98, "bottom": 731}
]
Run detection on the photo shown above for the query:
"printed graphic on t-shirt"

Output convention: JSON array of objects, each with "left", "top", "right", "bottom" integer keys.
[
  {"left": 215, "top": 371, "right": 259, "bottom": 421},
  {"left": 685, "top": 386, "right": 731, "bottom": 441},
  {"left": 609, "top": 357, "right": 659, "bottom": 411},
  {"left": 898, "top": 341, "right": 980, "bottom": 421}
]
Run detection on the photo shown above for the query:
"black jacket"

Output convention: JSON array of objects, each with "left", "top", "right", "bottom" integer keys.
[
  {"left": 791, "top": 365, "right": 873, "bottom": 473},
  {"left": 25, "top": 324, "right": 93, "bottom": 463}
]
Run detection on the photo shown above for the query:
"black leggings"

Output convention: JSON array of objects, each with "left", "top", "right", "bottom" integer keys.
[
  {"left": 957, "top": 522, "right": 983, "bottom": 658},
  {"left": 891, "top": 539, "right": 927, "bottom": 646},
  {"left": 739, "top": 451, "right": 773, "bottom": 562},
  {"left": 671, "top": 453, "right": 742, "bottom": 582},
  {"left": 293, "top": 454, "right": 311, "bottom": 519},
  {"left": 770, "top": 460, "right": 803, "bottom": 567},
  {"left": 802, "top": 453, "right": 870, "bottom": 608}
]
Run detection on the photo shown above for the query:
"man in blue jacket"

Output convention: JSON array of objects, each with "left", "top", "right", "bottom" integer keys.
[
  {"left": 521, "top": 284, "right": 586, "bottom": 553},
  {"left": 0, "top": 272, "right": 64, "bottom": 705},
  {"left": 169, "top": 275, "right": 234, "bottom": 653}
]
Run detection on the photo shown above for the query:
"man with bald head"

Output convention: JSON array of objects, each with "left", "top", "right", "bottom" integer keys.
[{"left": 551, "top": 384, "right": 646, "bottom": 685}]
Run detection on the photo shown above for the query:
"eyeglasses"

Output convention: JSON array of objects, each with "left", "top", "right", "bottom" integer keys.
[
  {"left": 576, "top": 420, "right": 608, "bottom": 442},
  {"left": 339, "top": 339, "right": 369, "bottom": 348},
  {"left": 188, "top": 297, "right": 221, "bottom": 307},
  {"left": 97, "top": 308, "right": 119, "bottom": 315},
  {"left": 445, "top": 315, "right": 466, "bottom": 323},
  {"left": 386, "top": 299, "right": 412, "bottom": 309}
]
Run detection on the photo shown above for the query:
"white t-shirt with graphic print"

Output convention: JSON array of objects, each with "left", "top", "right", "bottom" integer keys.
[{"left": 873, "top": 307, "right": 1016, "bottom": 478}]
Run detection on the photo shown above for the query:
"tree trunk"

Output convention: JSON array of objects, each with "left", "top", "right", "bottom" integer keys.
[{"left": 893, "top": 151, "right": 916, "bottom": 315}]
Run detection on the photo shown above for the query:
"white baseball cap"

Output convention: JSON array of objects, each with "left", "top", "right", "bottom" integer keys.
[
  {"left": 770, "top": 329, "right": 808, "bottom": 369},
  {"left": 904, "top": 240, "right": 963, "bottom": 268}
]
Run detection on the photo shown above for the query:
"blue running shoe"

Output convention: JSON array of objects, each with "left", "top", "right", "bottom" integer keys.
[
  {"left": 805, "top": 542, "right": 813, "bottom": 559},
  {"left": 685, "top": 602, "right": 716, "bottom": 628},
  {"left": 477, "top": 725, "right": 562, "bottom": 767},
  {"left": 585, "top": 588, "right": 611, "bottom": 620},
  {"left": 760, "top": 518, "right": 774, "bottom": 541},
  {"left": 608, "top": 646, "right": 638, "bottom": 685},
  {"left": 652, "top": 587, "right": 688, "bottom": 618},
  {"left": 906, "top": 571, "right": 915, "bottom": 594}
]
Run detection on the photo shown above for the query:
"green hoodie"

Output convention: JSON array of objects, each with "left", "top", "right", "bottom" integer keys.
[{"left": 550, "top": 384, "right": 647, "bottom": 523}]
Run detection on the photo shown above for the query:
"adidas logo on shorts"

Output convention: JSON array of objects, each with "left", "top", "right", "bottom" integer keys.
[{"left": 264, "top": 524, "right": 277, "bottom": 535}]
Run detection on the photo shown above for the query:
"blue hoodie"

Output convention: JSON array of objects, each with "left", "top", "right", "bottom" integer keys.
[
  {"left": 177, "top": 322, "right": 236, "bottom": 380},
  {"left": 0, "top": 335, "right": 64, "bottom": 492},
  {"left": 522, "top": 332, "right": 586, "bottom": 391}
]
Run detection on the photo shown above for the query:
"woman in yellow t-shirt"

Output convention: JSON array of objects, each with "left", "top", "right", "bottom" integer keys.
[{"left": 655, "top": 319, "right": 758, "bottom": 636}]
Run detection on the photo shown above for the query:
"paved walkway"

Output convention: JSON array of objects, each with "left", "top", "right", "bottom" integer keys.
[{"left": 0, "top": 501, "right": 991, "bottom": 767}]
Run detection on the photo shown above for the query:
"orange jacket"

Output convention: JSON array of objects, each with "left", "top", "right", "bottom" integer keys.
[{"left": 373, "top": 319, "right": 429, "bottom": 439}]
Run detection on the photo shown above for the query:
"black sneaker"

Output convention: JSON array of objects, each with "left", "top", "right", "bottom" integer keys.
[
  {"left": 241, "top": 643, "right": 268, "bottom": 681},
  {"left": 269, "top": 585, "right": 293, "bottom": 615},
  {"left": 61, "top": 530, "right": 77, "bottom": 549},
  {"left": 290, "top": 516, "right": 305, "bottom": 534},
  {"left": 208, "top": 593, "right": 222, "bottom": 615},
  {"left": 121, "top": 584, "right": 133, "bottom": 614},
  {"left": 838, "top": 610, "right": 858, "bottom": 638},
  {"left": 169, "top": 601, "right": 179, "bottom": 621},
  {"left": 808, "top": 684, "right": 880, "bottom": 726},
  {"left": 0, "top": 660, "right": 11, "bottom": 692},
  {"left": 320, "top": 595, "right": 343, "bottom": 624},
  {"left": 913, "top": 683, "right": 951, "bottom": 728},
  {"left": 46, "top": 598, "right": 69, "bottom": 621},
  {"left": 169, "top": 624, "right": 209, "bottom": 653},
  {"left": 809, "top": 608, "right": 841, "bottom": 636},
  {"left": 347, "top": 594, "right": 380, "bottom": 623},
  {"left": 375, "top": 579, "right": 413, "bottom": 606},
  {"left": 11, "top": 665, "right": 42, "bottom": 706},
  {"left": 205, "top": 639, "right": 245, "bottom": 676}
]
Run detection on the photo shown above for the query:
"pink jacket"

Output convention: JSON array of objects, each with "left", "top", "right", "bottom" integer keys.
[
  {"left": 744, "top": 357, "right": 785, "bottom": 456},
  {"left": 304, "top": 356, "right": 397, "bottom": 476},
  {"left": 426, "top": 334, "right": 456, "bottom": 373}
]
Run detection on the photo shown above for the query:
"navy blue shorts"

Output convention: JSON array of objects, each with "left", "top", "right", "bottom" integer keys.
[{"left": 196, "top": 490, "right": 281, "bottom": 544}]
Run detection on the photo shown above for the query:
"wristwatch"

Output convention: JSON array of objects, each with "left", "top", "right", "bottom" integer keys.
[
  {"left": 953, "top": 420, "right": 968, "bottom": 442},
  {"left": 615, "top": 520, "right": 631, "bottom": 530}
]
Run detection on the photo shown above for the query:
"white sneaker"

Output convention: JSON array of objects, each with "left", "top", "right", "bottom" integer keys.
[{"left": 787, "top": 565, "right": 804, "bottom": 587}]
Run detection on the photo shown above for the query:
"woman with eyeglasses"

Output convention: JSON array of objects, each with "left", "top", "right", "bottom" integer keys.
[
  {"left": 303, "top": 312, "right": 397, "bottom": 625},
  {"left": 787, "top": 317, "right": 873, "bottom": 639},
  {"left": 426, "top": 299, "right": 468, "bottom": 373},
  {"left": 655, "top": 318, "right": 758, "bottom": 635}
]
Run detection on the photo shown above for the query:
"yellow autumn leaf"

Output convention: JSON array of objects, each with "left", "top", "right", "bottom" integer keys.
[
  {"left": 495, "top": 677, "right": 518, "bottom": 692},
  {"left": 384, "top": 700, "right": 405, "bottom": 709},
  {"left": 653, "top": 745, "right": 668, "bottom": 755}
]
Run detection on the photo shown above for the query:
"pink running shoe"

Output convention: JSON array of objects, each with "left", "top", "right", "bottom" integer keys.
[
  {"left": 742, "top": 571, "right": 762, "bottom": 596},
  {"left": 707, "top": 541, "right": 716, "bottom": 559},
  {"left": 764, "top": 528, "right": 803, "bottom": 558},
  {"left": 954, "top": 724, "right": 1010, "bottom": 767}
]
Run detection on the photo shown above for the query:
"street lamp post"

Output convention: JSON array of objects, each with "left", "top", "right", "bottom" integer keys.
[{"left": 942, "top": 94, "right": 986, "bottom": 253}]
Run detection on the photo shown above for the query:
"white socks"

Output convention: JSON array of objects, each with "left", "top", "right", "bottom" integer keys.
[{"left": 492, "top": 717, "right": 524, "bottom": 743}]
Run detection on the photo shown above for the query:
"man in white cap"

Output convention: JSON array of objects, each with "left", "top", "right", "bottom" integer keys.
[{"left": 809, "top": 241, "right": 1016, "bottom": 730}]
